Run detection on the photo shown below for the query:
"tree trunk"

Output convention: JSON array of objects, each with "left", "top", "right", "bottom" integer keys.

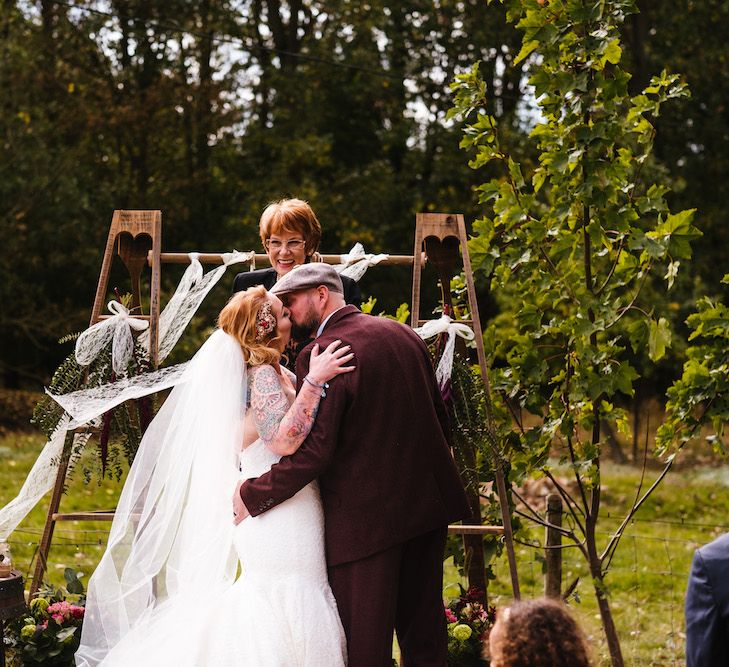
[
  {"left": 587, "top": 519, "right": 624, "bottom": 666},
  {"left": 592, "top": 569, "right": 625, "bottom": 667},
  {"left": 626, "top": 3, "right": 650, "bottom": 94},
  {"left": 193, "top": 0, "right": 214, "bottom": 245}
]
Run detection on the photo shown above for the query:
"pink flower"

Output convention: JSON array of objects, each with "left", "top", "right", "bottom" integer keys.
[
  {"left": 70, "top": 605, "right": 85, "bottom": 619},
  {"left": 445, "top": 608, "right": 458, "bottom": 623},
  {"left": 47, "top": 601, "right": 70, "bottom": 615},
  {"left": 52, "top": 613, "right": 65, "bottom": 624}
]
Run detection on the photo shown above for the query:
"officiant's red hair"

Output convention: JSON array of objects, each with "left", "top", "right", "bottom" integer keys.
[
  {"left": 219, "top": 286, "right": 282, "bottom": 366},
  {"left": 258, "top": 198, "right": 322, "bottom": 257}
]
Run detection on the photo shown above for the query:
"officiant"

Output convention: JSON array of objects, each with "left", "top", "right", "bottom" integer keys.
[
  {"left": 232, "top": 198, "right": 361, "bottom": 304},
  {"left": 232, "top": 199, "right": 361, "bottom": 369}
]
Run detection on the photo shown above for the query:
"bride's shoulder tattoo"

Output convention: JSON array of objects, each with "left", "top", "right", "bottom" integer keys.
[{"left": 250, "top": 365, "right": 288, "bottom": 443}]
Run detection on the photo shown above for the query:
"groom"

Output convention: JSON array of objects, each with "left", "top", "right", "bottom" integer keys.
[{"left": 233, "top": 264, "right": 471, "bottom": 666}]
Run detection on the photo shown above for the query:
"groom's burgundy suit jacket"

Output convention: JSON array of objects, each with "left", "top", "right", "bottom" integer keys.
[{"left": 239, "top": 305, "right": 471, "bottom": 567}]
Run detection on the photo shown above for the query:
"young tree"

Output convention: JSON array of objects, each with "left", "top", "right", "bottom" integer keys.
[{"left": 450, "top": 1, "right": 697, "bottom": 664}]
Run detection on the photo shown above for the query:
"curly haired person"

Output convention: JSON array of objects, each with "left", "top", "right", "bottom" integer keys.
[{"left": 487, "top": 597, "right": 592, "bottom": 667}]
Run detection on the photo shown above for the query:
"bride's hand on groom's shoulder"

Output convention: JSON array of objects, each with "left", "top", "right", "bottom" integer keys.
[
  {"left": 307, "top": 340, "right": 355, "bottom": 385},
  {"left": 232, "top": 480, "right": 250, "bottom": 525}
]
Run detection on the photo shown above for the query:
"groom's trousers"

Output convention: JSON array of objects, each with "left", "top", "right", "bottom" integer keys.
[{"left": 328, "top": 526, "right": 448, "bottom": 667}]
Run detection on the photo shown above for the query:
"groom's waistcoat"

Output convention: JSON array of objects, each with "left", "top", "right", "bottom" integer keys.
[{"left": 240, "top": 305, "right": 471, "bottom": 566}]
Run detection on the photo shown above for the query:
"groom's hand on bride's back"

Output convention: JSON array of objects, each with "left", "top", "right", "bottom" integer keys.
[{"left": 232, "top": 480, "right": 251, "bottom": 525}]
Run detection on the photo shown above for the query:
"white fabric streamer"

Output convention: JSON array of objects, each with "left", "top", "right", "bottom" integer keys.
[
  {"left": 139, "top": 250, "right": 255, "bottom": 363},
  {"left": 49, "top": 364, "right": 189, "bottom": 430},
  {"left": 0, "top": 251, "right": 251, "bottom": 546},
  {"left": 0, "top": 417, "right": 93, "bottom": 541},
  {"left": 414, "top": 315, "right": 475, "bottom": 388},
  {"left": 75, "top": 301, "right": 149, "bottom": 376},
  {"left": 0, "top": 363, "right": 189, "bottom": 542},
  {"left": 334, "top": 243, "right": 389, "bottom": 282}
]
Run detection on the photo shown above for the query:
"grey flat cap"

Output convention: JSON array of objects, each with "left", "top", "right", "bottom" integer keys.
[{"left": 270, "top": 263, "right": 344, "bottom": 296}]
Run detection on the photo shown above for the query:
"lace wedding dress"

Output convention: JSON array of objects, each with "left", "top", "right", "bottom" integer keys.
[{"left": 76, "top": 332, "right": 346, "bottom": 666}]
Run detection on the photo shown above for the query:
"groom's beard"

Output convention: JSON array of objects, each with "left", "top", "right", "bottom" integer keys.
[{"left": 291, "top": 306, "right": 320, "bottom": 342}]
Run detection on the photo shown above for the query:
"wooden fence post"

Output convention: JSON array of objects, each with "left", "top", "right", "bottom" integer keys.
[{"left": 545, "top": 493, "right": 563, "bottom": 598}]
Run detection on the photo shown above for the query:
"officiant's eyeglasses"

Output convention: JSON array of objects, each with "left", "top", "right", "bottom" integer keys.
[{"left": 265, "top": 239, "right": 306, "bottom": 251}]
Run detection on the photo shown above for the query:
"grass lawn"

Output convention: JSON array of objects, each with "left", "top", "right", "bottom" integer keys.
[
  {"left": 3, "top": 429, "right": 728, "bottom": 665},
  {"left": 0, "top": 430, "right": 127, "bottom": 590}
]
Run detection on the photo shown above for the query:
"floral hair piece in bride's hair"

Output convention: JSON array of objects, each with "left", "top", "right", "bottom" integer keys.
[{"left": 255, "top": 301, "right": 277, "bottom": 342}]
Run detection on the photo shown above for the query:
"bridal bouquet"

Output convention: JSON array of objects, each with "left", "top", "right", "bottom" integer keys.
[
  {"left": 4, "top": 569, "right": 85, "bottom": 666},
  {"left": 445, "top": 585, "right": 496, "bottom": 666}
]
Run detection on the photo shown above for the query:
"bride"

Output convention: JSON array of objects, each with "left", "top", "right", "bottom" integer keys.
[{"left": 75, "top": 285, "right": 353, "bottom": 666}]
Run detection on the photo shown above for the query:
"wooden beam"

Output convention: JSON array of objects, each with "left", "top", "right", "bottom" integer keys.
[
  {"left": 448, "top": 525, "right": 505, "bottom": 536},
  {"left": 148, "top": 251, "right": 415, "bottom": 266}
]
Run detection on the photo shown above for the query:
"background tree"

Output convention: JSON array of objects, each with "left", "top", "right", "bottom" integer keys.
[{"left": 624, "top": 1, "right": 729, "bottom": 297}]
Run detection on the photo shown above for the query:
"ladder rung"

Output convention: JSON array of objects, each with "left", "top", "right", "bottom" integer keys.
[
  {"left": 52, "top": 511, "right": 116, "bottom": 521},
  {"left": 72, "top": 426, "right": 101, "bottom": 435},
  {"left": 448, "top": 525, "right": 504, "bottom": 536}
]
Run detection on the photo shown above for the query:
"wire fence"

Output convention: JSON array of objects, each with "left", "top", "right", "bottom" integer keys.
[{"left": 475, "top": 513, "right": 722, "bottom": 666}]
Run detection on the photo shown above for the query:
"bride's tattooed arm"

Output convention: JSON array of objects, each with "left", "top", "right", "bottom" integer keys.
[{"left": 250, "top": 365, "right": 321, "bottom": 457}]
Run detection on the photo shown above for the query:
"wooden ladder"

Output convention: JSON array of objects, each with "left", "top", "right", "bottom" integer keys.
[
  {"left": 412, "top": 212, "right": 521, "bottom": 599},
  {"left": 29, "top": 211, "right": 163, "bottom": 596}
]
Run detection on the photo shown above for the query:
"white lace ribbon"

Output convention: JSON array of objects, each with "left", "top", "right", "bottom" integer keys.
[
  {"left": 414, "top": 315, "right": 475, "bottom": 388},
  {"left": 75, "top": 301, "right": 149, "bottom": 376},
  {"left": 335, "top": 243, "right": 389, "bottom": 282},
  {"left": 50, "top": 363, "right": 189, "bottom": 429},
  {"left": 139, "top": 251, "right": 254, "bottom": 363},
  {"left": 0, "top": 366, "right": 189, "bottom": 542}
]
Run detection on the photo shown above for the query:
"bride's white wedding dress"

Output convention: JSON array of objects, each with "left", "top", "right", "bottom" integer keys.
[
  {"left": 76, "top": 331, "right": 346, "bottom": 666},
  {"left": 100, "top": 444, "right": 346, "bottom": 666}
]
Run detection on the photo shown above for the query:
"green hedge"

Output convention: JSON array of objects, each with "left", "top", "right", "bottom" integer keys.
[{"left": 0, "top": 389, "right": 44, "bottom": 432}]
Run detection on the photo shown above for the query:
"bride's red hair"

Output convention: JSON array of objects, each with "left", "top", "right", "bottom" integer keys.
[{"left": 218, "top": 286, "right": 282, "bottom": 366}]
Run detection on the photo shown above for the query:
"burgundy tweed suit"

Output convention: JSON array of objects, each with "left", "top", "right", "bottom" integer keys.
[{"left": 240, "top": 305, "right": 471, "bottom": 665}]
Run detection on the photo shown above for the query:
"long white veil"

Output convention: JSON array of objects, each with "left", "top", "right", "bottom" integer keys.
[{"left": 75, "top": 329, "right": 246, "bottom": 667}]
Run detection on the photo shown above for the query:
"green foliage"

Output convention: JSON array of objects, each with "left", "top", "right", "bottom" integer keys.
[
  {"left": 451, "top": 0, "right": 694, "bottom": 474},
  {"left": 360, "top": 297, "right": 410, "bottom": 323},
  {"left": 0, "top": 0, "right": 527, "bottom": 388},
  {"left": 31, "top": 334, "right": 156, "bottom": 484},
  {"left": 658, "top": 273, "right": 729, "bottom": 455},
  {"left": 621, "top": 3, "right": 729, "bottom": 300},
  {"left": 446, "top": 355, "right": 512, "bottom": 583}
]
